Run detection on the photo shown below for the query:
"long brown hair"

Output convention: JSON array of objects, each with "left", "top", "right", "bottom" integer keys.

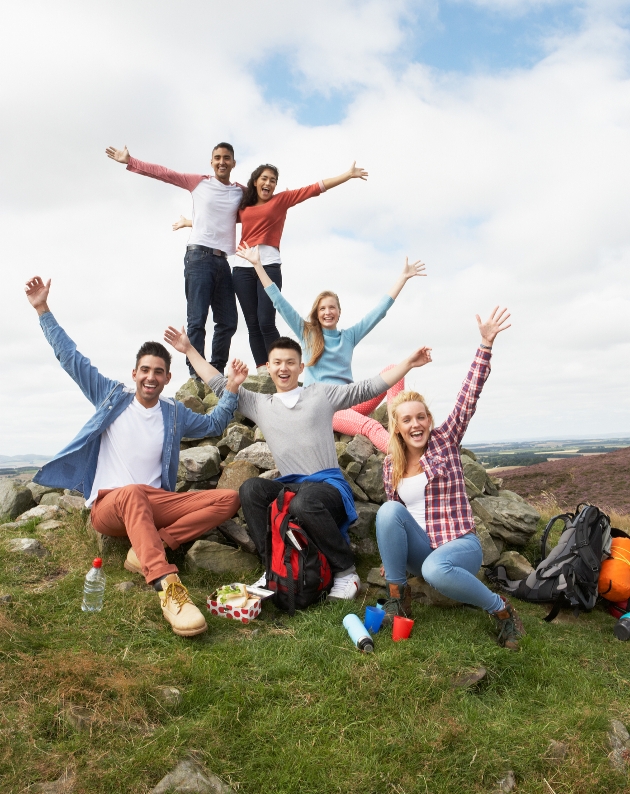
[
  {"left": 239, "top": 164, "right": 280, "bottom": 210},
  {"left": 303, "top": 291, "right": 341, "bottom": 368},
  {"left": 388, "top": 391, "right": 434, "bottom": 492}
]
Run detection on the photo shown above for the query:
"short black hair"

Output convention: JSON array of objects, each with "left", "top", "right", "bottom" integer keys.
[
  {"left": 212, "top": 142, "right": 235, "bottom": 157},
  {"left": 135, "top": 342, "right": 172, "bottom": 372},
  {"left": 268, "top": 336, "right": 302, "bottom": 360}
]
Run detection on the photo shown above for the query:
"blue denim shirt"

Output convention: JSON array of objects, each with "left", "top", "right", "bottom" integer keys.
[{"left": 33, "top": 312, "right": 238, "bottom": 498}]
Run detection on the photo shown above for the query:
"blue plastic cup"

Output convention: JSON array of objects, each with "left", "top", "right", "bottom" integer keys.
[{"left": 364, "top": 605, "right": 386, "bottom": 634}]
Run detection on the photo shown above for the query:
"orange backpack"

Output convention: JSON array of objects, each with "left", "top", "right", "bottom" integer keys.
[{"left": 599, "top": 537, "right": 630, "bottom": 602}]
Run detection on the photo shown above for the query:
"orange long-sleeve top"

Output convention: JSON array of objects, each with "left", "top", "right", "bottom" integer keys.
[{"left": 237, "top": 182, "right": 325, "bottom": 249}]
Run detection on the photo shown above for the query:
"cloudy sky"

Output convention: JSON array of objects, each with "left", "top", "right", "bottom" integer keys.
[{"left": 2, "top": 0, "right": 630, "bottom": 456}]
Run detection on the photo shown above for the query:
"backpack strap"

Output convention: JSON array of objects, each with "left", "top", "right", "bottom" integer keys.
[
  {"left": 573, "top": 507, "right": 605, "bottom": 574},
  {"left": 544, "top": 594, "right": 570, "bottom": 622},
  {"left": 540, "top": 513, "right": 572, "bottom": 560}
]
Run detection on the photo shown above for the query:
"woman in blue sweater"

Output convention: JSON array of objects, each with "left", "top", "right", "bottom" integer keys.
[{"left": 235, "top": 243, "right": 426, "bottom": 451}]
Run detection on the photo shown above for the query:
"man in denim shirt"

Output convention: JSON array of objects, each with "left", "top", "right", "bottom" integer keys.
[{"left": 25, "top": 276, "right": 246, "bottom": 637}]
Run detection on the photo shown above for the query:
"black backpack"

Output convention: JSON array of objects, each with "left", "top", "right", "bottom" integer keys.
[
  {"left": 488, "top": 503, "right": 612, "bottom": 622},
  {"left": 265, "top": 489, "right": 333, "bottom": 616}
]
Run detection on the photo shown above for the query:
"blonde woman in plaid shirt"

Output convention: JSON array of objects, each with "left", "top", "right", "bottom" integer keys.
[{"left": 375, "top": 307, "right": 526, "bottom": 650}]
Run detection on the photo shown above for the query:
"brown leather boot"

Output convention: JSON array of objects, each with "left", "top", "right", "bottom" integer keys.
[
  {"left": 492, "top": 598, "right": 525, "bottom": 651},
  {"left": 382, "top": 581, "right": 412, "bottom": 625}
]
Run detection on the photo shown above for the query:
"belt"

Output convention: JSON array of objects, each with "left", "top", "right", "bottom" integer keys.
[{"left": 186, "top": 244, "right": 227, "bottom": 258}]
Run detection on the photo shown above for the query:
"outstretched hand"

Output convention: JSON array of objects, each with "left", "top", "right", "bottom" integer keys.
[
  {"left": 105, "top": 145, "right": 130, "bottom": 164},
  {"left": 476, "top": 307, "right": 511, "bottom": 347},
  {"left": 347, "top": 161, "right": 368, "bottom": 180},
  {"left": 164, "top": 326, "right": 191, "bottom": 355},
  {"left": 25, "top": 276, "right": 51, "bottom": 315},
  {"left": 235, "top": 242, "right": 261, "bottom": 266},
  {"left": 226, "top": 358, "right": 249, "bottom": 390},
  {"left": 172, "top": 215, "right": 190, "bottom": 231},
  {"left": 407, "top": 346, "right": 433, "bottom": 368},
  {"left": 401, "top": 257, "right": 427, "bottom": 280}
]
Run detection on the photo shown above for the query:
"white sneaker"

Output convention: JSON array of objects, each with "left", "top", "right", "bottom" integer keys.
[
  {"left": 328, "top": 572, "right": 361, "bottom": 601},
  {"left": 249, "top": 573, "right": 267, "bottom": 589}
]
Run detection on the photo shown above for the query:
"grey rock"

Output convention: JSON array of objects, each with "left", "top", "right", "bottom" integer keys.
[
  {"left": 546, "top": 739, "right": 568, "bottom": 763},
  {"left": 175, "top": 378, "right": 205, "bottom": 402},
  {"left": 217, "top": 519, "right": 257, "bottom": 555},
  {"left": 63, "top": 489, "right": 83, "bottom": 498},
  {"left": 461, "top": 455, "right": 487, "bottom": 492},
  {"left": 345, "top": 461, "right": 362, "bottom": 481},
  {"left": 460, "top": 446, "right": 477, "bottom": 461},
  {"left": 258, "top": 468, "right": 280, "bottom": 480},
  {"left": 196, "top": 438, "right": 220, "bottom": 448},
  {"left": 344, "top": 435, "right": 375, "bottom": 466},
  {"left": 86, "top": 515, "right": 131, "bottom": 554},
  {"left": 1, "top": 522, "right": 19, "bottom": 529},
  {"left": 241, "top": 374, "right": 276, "bottom": 394},
  {"left": 475, "top": 520, "right": 501, "bottom": 566},
  {"left": 203, "top": 393, "right": 219, "bottom": 411},
  {"left": 151, "top": 757, "right": 234, "bottom": 794},
  {"left": 0, "top": 480, "right": 36, "bottom": 519},
  {"left": 352, "top": 537, "right": 377, "bottom": 555},
  {"left": 186, "top": 540, "right": 258, "bottom": 573},
  {"left": 0, "top": 594, "right": 12, "bottom": 604},
  {"left": 451, "top": 667, "right": 487, "bottom": 688},
  {"left": 254, "top": 427, "right": 265, "bottom": 442},
  {"left": 114, "top": 581, "right": 136, "bottom": 592},
  {"left": 484, "top": 476, "right": 500, "bottom": 497},
  {"left": 234, "top": 442, "right": 275, "bottom": 470},
  {"left": 472, "top": 494, "right": 540, "bottom": 546},
  {"left": 16, "top": 505, "right": 61, "bottom": 523},
  {"left": 341, "top": 469, "right": 369, "bottom": 502},
  {"left": 180, "top": 395, "right": 206, "bottom": 415},
  {"left": 608, "top": 719, "right": 630, "bottom": 750},
  {"left": 496, "top": 551, "right": 535, "bottom": 580},
  {"left": 61, "top": 702, "right": 95, "bottom": 733},
  {"left": 178, "top": 447, "right": 221, "bottom": 482},
  {"left": 408, "top": 575, "right": 461, "bottom": 607},
  {"left": 40, "top": 492, "right": 63, "bottom": 507},
  {"left": 32, "top": 770, "right": 76, "bottom": 793},
  {"left": 7, "top": 538, "right": 48, "bottom": 557},
  {"left": 367, "top": 567, "right": 386, "bottom": 587},
  {"left": 38, "top": 519, "right": 64, "bottom": 531},
  {"left": 336, "top": 441, "right": 349, "bottom": 467},
  {"left": 217, "top": 424, "right": 254, "bottom": 456},
  {"left": 350, "top": 503, "right": 380, "bottom": 539},
  {"left": 59, "top": 494, "right": 86, "bottom": 513},
  {"left": 464, "top": 477, "right": 483, "bottom": 500},
  {"left": 495, "top": 771, "right": 516, "bottom": 793},
  {"left": 26, "top": 482, "right": 61, "bottom": 505},
  {"left": 356, "top": 455, "right": 386, "bottom": 504},
  {"left": 220, "top": 451, "right": 236, "bottom": 467},
  {"left": 370, "top": 402, "right": 389, "bottom": 429},
  {"left": 491, "top": 476, "right": 504, "bottom": 490},
  {"left": 154, "top": 686, "right": 182, "bottom": 707},
  {"left": 217, "top": 461, "right": 259, "bottom": 491},
  {"left": 188, "top": 476, "right": 220, "bottom": 492}
]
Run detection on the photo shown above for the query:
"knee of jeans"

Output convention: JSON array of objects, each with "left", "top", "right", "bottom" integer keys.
[
  {"left": 238, "top": 477, "right": 263, "bottom": 504},
  {"left": 290, "top": 489, "right": 324, "bottom": 517},
  {"left": 421, "top": 554, "right": 451, "bottom": 586},
  {"left": 375, "top": 501, "right": 404, "bottom": 536}
]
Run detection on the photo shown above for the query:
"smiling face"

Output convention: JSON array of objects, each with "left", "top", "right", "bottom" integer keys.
[
  {"left": 266, "top": 347, "right": 304, "bottom": 393},
  {"left": 393, "top": 400, "right": 433, "bottom": 455},
  {"left": 317, "top": 296, "right": 341, "bottom": 330},
  {"left": 211, "top": 147, "right": 236, "bottom": 184},
  {"left": 254, "top": 168, "right": 278, "bottom": 203},
  {"left": 132, "top": 355, "right": 171, "bottom": 408}
]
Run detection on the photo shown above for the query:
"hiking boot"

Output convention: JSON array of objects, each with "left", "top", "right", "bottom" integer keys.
[
  {"left": 382, "top": 581, "right": 412, "bottom": 625},
  {"left": 158, "top": 574, "right": 208, "bottom": 637},
  {"left": 328, "top": 572, "right": 361, "bottom": 601},
  {"left": 123, "top": 547, "right": 143, "bottom": 575},
  {"left": 492, "top": 598, "right": 525, "bottom": 650}
]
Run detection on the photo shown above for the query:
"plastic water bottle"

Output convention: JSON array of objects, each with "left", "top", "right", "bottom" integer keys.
[
  {"left": 81, "top": 558, "right": 106, "bottom": 612},
  {"left": 614, "top": 611, "right": 630, "bottom": 640},
  {"left": 343, "top": 613, "right": 374, "bottom": 653}
]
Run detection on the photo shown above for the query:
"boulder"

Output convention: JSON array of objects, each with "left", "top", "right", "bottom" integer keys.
[
  {"left": 234, "top": 442, "right": 275, "bottom": 470},
  {"left": 185, "top": 540, "right": 258, "bottom": 573},
  {"left": 175, "top": 378, "right": 204, "bottom": 402},
  {"left": 344, "top": 435, "right": 374, "bottom": 466},
  {"left": 86, "top": 515, "right": 131, "bottom": 555},
  {"left": 203, "top": 393, "right": 219, "bottom": 411},
  {"left": 408, "top": 575, "right": 461, "bottom": 607},
  {"left": 179, "top": 395, "right": 206, "bottom": 415},
  {"left": 350, "top": 503, "right": 380, "bottom": 539},
  {"left": 475, "top": 520, "right": 501, "bottom": 566},
  {"left": 16, "top": 505, "right": 61, "bottom": 523},
  {"left": 188, "top": 476, "right": 220, "bottom": 491},
  {"left": 258, "top": 469, "right": 280, "bottom": 480},
  {"left": 352, "top": 537, "right": 377, "bottom": 555},
  {"left": 472, "top": 493, "right": 540, "bottom": 546},
  {"left": 344, "top": 461, "right": 362, "bottom": 481},
  {"left": 40, "top": 492, "right": 63, "bottom": 507},
  {"left": 254, "top": 427, "right": 265, "bottom": 442},
  {"left": 496, "top": 551, "right": 535, "bottom": 580},
  {"left": 464, "top": 477, "right": 483, "bottom": 500},
  {"left": 217, "top": 424, "right": 254, "bottom": 456},
  {"left": 217, "top": 461, "right": 259, "bottom": 491},
  {"left": 59, "top": 495, "right": 86, "bottom": 513},
  {"left": 341, "top": 470, "right": 369, "bottom": 502},
  {"left": 154, "top": 686, "right": 182, "bottom": 707},
  {"left": 460, "top": 446, "right": 477, "bottom": 461},
  {"left": 356, "top": 455, "right": 386, "bottom": 504},
  {"left": 370, "top": 402, "right": 389, "bottom": 429},
  {"left": 241, "top": 375, "right": 276, "bottom": 394},
  {"left": 32, "top": 770, "right": 76, "bottom": 793},
  {"left": 7, "top": 538, "right": 48, "bottom": 558},
  {"left": 196, "top": 438, "right": 220, "bottom": 448},
  {"left": 461, "top": 455, "right": 487, "bottom": 492},
  {"left": 39, "top": 520, "right": 64, "bottom": 531},
  {"left": 178, "top": 447, "right": 221, "bottom": 482},
  {"left": 0, "top": 480, "right": 35, "bottom": 519},
  {"left": 336, "top": 442, "right": 349, "bottom": 467},
  {"left": 26, "top": 482, "right": 61, "bottom": 505},
  {"left": 367, "top": 567, "right": 386, "bottom": 587},
  {"left": 217, "top": 519, "right": 257, "bottom": 555},
  {"left": 151, "top": 757, "right": 234, "bottom": 794}
]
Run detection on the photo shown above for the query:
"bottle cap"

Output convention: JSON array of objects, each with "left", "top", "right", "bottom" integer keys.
[
  {"left": 357, "top": 636, "right": 374, "bottom": 653},
  {"left": 93, "top": 558, "right": 103, "bottom": 568}
]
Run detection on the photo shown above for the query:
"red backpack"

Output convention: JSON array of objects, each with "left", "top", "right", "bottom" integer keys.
[{"left": 266, "top": 490, "right": 333, "bottom": 615}]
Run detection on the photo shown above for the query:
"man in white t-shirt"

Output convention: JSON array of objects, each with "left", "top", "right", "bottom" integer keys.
[
  {"left": 106, "top": 141, "right": 243, "bottom": 377},
  {"left": 26, "top": 275, "right": 248, "bottom": 638}
]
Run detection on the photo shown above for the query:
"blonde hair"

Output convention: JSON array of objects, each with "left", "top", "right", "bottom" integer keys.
[
  {"left": 303, "top": 291, "right": 341, "bottom": 368},
  {"left": 388, "top": 391, "right": 434, "bottom": 492}
]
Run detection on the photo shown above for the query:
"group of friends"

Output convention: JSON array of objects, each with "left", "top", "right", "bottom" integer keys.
[{"left": 24, "top": 140, "right": 525, "bottom": 651}]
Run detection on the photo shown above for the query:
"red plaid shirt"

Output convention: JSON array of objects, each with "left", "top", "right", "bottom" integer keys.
[{"left": 382, "top": 347, "right": 491, "bottom": 549}]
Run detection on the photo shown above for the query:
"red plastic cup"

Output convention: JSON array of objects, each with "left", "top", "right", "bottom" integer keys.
[{"left": 392, "top": 615, "right": 414, "bottom": 641}]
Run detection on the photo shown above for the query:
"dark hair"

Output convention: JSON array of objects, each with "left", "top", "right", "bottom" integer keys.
[
  {"left": 239, "top": 164, "right": 280, "bottom": 210},
  {"left": 212, "top": 142, "right": 235, "bottom": 157},
  {"left": 135, "top": 342, "right": 172, "bottom": 372},
  {"left": 267, "top": 336, "right": 302, "bottom": 360}
]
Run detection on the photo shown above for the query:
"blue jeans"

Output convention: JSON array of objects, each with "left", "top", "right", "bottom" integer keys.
[
  {"left": 232, "top": 264, "right": 282, "bottom": 367},
  {"left": 184, "top": 249, "right": 238, "bottom": 375},
  {"left": 375, "top": 501, "right": 503, "bottom": 613}
]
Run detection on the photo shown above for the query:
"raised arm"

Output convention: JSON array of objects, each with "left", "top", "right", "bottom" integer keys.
[
  {"left": 106, "top": 145, "right": 205, "bottom": 192},
  {"left": 322, "top": 161, "right": 368, "bottom": 191},
  {"left": 387, "top": 257, "right": 427, "bottom": 300},
  {"left": 163, "top": 326, "right": 246, "bottom": 395}
]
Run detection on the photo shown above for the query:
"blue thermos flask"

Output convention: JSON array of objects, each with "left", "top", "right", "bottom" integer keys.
[
  {"left": 343, "top": 613, "right": 374, "bottom": 653},
  {"left": 614, "top": 611, "right": 630, "bottom": 640}
]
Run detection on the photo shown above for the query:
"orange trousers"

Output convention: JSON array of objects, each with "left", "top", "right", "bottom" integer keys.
[{"left": 91, "top": 484, "right": 240, "bottom": 583}]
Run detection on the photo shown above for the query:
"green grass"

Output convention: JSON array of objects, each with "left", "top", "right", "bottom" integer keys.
[{"left": 1, "top": 513, "right": 629, "bottom": 793}]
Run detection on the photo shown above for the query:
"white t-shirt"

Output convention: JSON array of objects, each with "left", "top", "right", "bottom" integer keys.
[
  {"left": 233, "top": 243, "right": 282, "bottom": 268},
  {"left": 397, "top": 472, "right": 428, "bottom": 529},
  {"left": 188, "top": 177, "right": 242, "bottom": 255},
  {"left": 273, "top": 386, "right": 303, "bottom": 409},
  {"left": 86, "top": 398, "right": 164, "bottom": 507}
]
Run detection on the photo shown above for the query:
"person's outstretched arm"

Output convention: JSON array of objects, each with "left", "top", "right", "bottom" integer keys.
[
  {"left": 172, "top": 216, "right": 192, "bottom": 231},
  {"left": 387, "top": 257, "right": 427, "bottom": 300},
  {"left": 105, "top": 145, "right": 204, "bottom": 192},
  {"left": 322, "top": 162, "right": 368, "bottom": 190},
  {"left": 441, "top": 306, "right": 511, "bottom": 444},
  {"left": 24, "top": 276, "right": 118, "bottom": 406},
  {"left": 164, "top": 326, "right": 244, "bottom": 394}
]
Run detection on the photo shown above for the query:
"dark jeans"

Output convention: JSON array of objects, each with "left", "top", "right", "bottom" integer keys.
[
  {"left": 184, "top": 249, "right": 238, "bottom": 375},
  {"left": 239, "top": 478, "right": 355, "bottom": 574},
  {"left": 232, "top": 264, "right": 282, "bottom": 367}
]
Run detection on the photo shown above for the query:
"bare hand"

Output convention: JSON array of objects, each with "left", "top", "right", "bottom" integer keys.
[
  {"left": 401, "top": 257, "right": 426, "bottom": 280},
  {"left": 105, "top": 145, "right": 130, "bottom": 164},
  {"left": 25, "top": 276, "right": 51, "bottom": 315},
  {"left": 347, "top": 161, "right": 368, "bottom": 180},
  {"left": 164, "top": 325, "right": 191, "bottom": 355},
  {"left": 476, "top": 307, "right": 511, "bottom": 347},
  {"left": 236, "top": 242, "right": 261, "bottom": 267},
  {"left": 172, "top": 215, "right": 191, "bottom": 231},
  {"left": 226, "top": 358, "right": 249, "bottom": 388},
  {"left": 407, "top": 346, "right": 433, "bottom": 369}
]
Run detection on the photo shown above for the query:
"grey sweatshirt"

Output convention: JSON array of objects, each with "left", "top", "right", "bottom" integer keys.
[{"left": 209, "top": 375, "right": 388, "bottom": 476}]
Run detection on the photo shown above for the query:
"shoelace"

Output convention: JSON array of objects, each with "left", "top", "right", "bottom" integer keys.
[{"left": 163, "top": 581, "right": 193, "bottom": 612}]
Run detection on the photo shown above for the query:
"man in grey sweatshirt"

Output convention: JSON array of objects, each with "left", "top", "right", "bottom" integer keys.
[{"left": 164, "top": 327, "right": 432, "bottom": 600}]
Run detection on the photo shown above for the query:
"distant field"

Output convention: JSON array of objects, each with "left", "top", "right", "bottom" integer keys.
[{"left": 469, "top": 438, "right": 630, "bottom": 471}]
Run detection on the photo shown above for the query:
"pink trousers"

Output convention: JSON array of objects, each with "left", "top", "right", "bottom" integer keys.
[{"left": 332, "top": 367, "right": 404, "bottom": 453}]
